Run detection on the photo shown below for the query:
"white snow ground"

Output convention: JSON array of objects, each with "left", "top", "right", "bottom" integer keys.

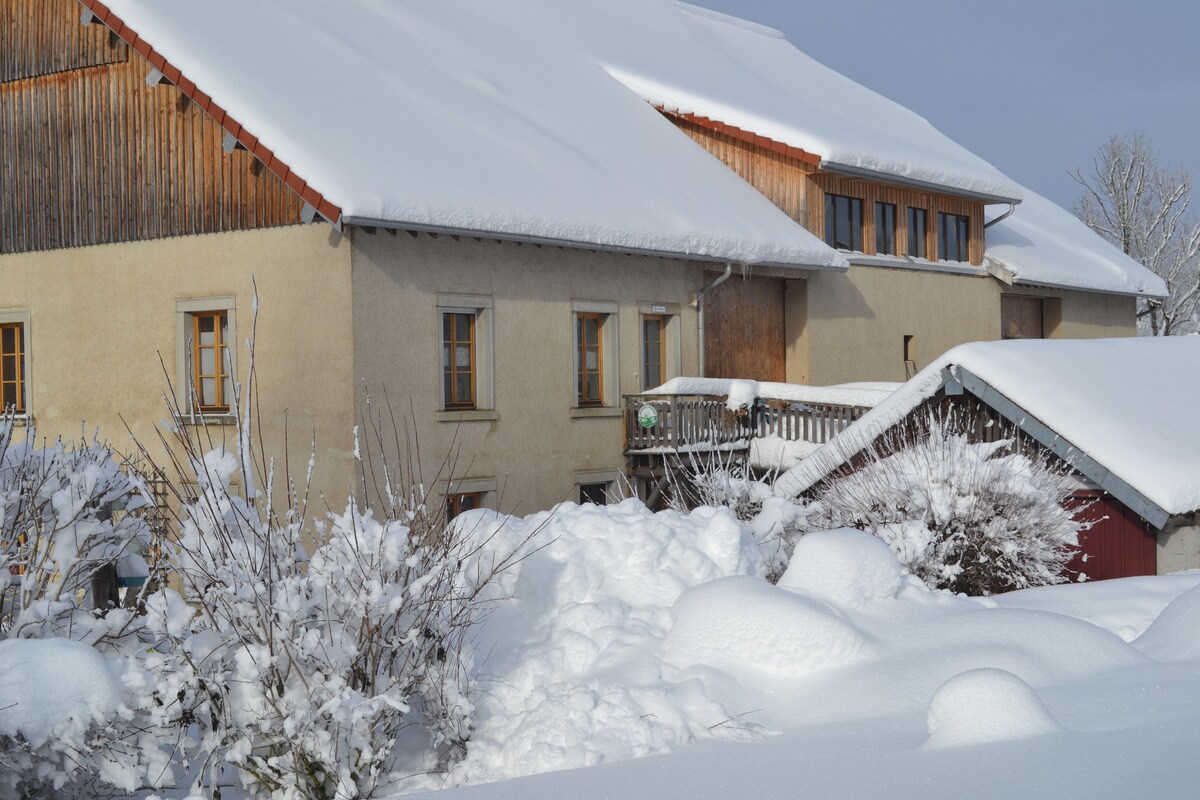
[
  {"left": 395, "top": 503, "right": 1200, "bottom": 799},
  {"left": 4, "top": 501, "right": 1198, "bottom": 798}
]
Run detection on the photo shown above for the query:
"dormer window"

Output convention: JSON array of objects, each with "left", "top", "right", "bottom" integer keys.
[
  {"left": 824, "top": 194, "right": 863, "bottom": 252},
  {"left": 938, "top": 212, "right": 970, "bottom": 262}
]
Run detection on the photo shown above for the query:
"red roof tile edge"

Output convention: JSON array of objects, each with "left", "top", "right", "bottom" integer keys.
[
  {"left": 78, "top": 0, "right": 343, "bottom": 224},
  {"left": 657, "top": 106, "right": 822, "bottom": 168}
]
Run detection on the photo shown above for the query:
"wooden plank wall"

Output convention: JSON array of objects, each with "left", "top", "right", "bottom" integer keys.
[
  {"left": 1, "top": 0, "right": 303, "bottom": 255},
  {"left": 809, "top": 174, "right": 985, "bottom": 265},
  {"left": 1, "top": 0, "right": 125, "bottom": 82},
  {"left": 671, "top": 117, "right": 813, "bottom": 223},
  {"left": 703, "top": 274, "right": 786, "bottom": 382}
]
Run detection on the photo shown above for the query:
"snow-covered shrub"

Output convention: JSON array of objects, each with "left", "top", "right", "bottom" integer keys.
[
  {"left": 0, "top": 421, "right": 168, "bottom": 799},
  {"left": 0, "top": 421, "right": 151, "bottom": 638},
  {"left": 133, "top": 398, "right": 533, "bottom": 799},
  {"left": 664, "top": 449, "right": 803, "bottom": 580},
  {"left": 803, "top": 410, "right": 1086, "bottom": 595}
]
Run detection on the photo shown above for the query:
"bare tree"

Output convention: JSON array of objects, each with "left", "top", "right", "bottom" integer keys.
[{"left": 1073, "top": 134, "right": 1200, "bottom": 335}]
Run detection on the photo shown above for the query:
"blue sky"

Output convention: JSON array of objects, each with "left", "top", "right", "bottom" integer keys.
[{"left": 696, "top": 0, "right": 1200, "bottom": 211}]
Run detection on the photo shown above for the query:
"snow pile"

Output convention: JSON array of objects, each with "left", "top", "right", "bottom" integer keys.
[
  {"left": 451, "top": 500, "right": 765, "bottom": 784},
  {"left": 1132, "top": 582, "right": 1200, "bottom": 661},
  {"left": 986, "top": 188, "right": 1167, "bottom": 298},
  {"left": 646, "top": 376, "right": 898, "bottom": 411},
  {"left": 778, "top": 528, "right": 903, "bottom": 606},
  {"left": 664, "top": 576, "right": 870, "bottom": 678},
  {"left": 925, "top": 668, "right": 1063, "bottom": 748},
  {"left": 0, "top": 638, "right": 124, "bottom": 750}
]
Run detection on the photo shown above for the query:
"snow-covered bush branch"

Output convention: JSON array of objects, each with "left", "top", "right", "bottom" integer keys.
[{"left": 802, "top": 409, "right": 1086, "bottom": 595}]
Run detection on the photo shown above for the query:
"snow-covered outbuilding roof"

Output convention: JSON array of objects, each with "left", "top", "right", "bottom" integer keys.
[
  {"left": 775, "top": 337, "right": 1200, "bottom": 528},
  {"left": 985, "top": 190, "right": 1169, "bottom": 299},
  {"left": 88, "top": 0, "right": 1023, "bottom": 268}
]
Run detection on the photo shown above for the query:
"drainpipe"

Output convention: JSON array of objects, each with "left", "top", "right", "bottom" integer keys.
[
  {"left": 692, "top": 262, "right": 734, "bottom": 377},
  {"left": 984, "top": 203, "right": 1017, "bottom": 229}
]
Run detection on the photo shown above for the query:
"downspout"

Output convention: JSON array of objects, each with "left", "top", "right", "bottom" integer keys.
[
  {"left": 984, "top": 203, "right": 1017, "bottom": 229},
  {"left": 692, "top": 262, "right": 734, "bottom": 377}
]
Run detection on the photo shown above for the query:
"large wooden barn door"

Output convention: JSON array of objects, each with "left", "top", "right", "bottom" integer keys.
[
  {"left": 1067, "top": 492, "right": 1157, "bottom": 581},
  {"left": 703, "top": 274, "right": 786, "bottom": 381}
]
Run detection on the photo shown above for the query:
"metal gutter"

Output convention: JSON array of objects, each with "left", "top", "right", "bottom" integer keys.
[
  {"left": 820, "top": 161, "right": 1023, "bottom": 205},
  {"left": 949, "top": 366, "right": 1171, "bottom": 529},
  {"left": 341, "top": 216, "right": 848, "bottom": 272}
]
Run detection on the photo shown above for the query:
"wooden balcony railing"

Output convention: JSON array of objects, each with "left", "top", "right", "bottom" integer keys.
[
  {"left": 623, "top": 395, "right": 751, "bottom": 452},
  {"left": 624, "top": 394, "right": 871, "bottom": 453}
]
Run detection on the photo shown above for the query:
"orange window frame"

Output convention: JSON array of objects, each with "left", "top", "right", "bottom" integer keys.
[
  {"left": 192, "top": 311, "right": 230, "bottom": 413},
  {"left": 442, "top": 312, "right": 477, "bottom": 410},
  {"left": 576, "top": 313, "right": 605, "bottom": 407},
  {"left": 0, "top": 322, "right": 26, "bottom": 414}
]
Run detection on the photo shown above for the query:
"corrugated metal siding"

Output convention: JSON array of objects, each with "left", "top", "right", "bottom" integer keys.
[{"left": 1, "top": 0, "right": 126, "bottom": 82}]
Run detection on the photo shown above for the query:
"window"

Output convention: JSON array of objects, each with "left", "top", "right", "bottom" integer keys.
[
  {"left": 577, "top": 313, "right": 604, "bottom": 406},
  {"left": 446, "top": 491, "right": 482, "bottom": 520},
  {"left": 442, "top": 312, "right": 475, "bottom": 409},
  {"left": 177, "top": 298, "right": 236, "bottom": 419},
  {"left": 442, "top": 477, "right": 497, "bottom": 519},
  {"left": 641, "top": 315, "right": 666, "bottom": 390},
  {"left": 0, "top": 321, "right": 26, "bottom": 414},
  {"left": 191, "top": 310, "right": 233, "bottom": 413},
  {"left": 938, "top": 212, "right": 970, "bottom": 262},
  {"left": 572, "top": 301, "right": 618, "bottom": 410},
  {"left": 824, "top": 194, "right": 863, "bottom": 251},
  {"left": 875, "top": 202, "right": 897, "bottom": 256},
  {"left": 907, "top": 208, "right": 927, "bottom": 259},
  {"left": 436, "top": 295, "right": 494, "bottom": 416},
  {"left": 575, "top": 470, "right": 622, "bottom": 506}
]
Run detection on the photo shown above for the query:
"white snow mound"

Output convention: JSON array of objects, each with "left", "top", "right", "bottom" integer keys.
[
  {"left": 0, "top": 638, "right": 125, "bottom": 749},
  {"left": 778, "top": 528, "right": 903, "bottom": 606},
  {"left": 925, "top": 668, "right": 1063, "bottom": 748},
  {"left": 665, "top": 576, "right": 869, "bottom": 677},
  {"left": 1133, "top": 582, "right": 1200, "bottom": 662}
]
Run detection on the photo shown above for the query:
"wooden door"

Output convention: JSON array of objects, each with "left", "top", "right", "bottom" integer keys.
[{"left": 703, "top": 274, "right": 786, "bottom": 381}]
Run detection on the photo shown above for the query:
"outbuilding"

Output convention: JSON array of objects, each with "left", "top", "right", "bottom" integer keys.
[{"left": 775, "top": 337, "right": 1200, "bottom": 580}]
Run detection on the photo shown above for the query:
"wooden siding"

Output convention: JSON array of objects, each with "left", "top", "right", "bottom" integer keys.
[
  {"left": 1001, "top": 295, "right": 1046, "bottom": 339},
  {"left": 1, "top": 0, "right": 125, "bottom": 83},
  {"left": 672, "top": 116, "right": 815, "bottom": 224},
  {"left": 1067, "top": 492, "right": 1157, "bottom": 581},
  {"left": 1, "top": 53, "right": 304, "bottom": 254},
  {"left": 809, "top": 173, "right": 985, "bottom": 265},
  {"left": 703, "top": 274, "right": 786, "bottom": 381}
]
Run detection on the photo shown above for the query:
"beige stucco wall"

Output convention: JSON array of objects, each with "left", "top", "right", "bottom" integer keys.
[
  {"left": 351, "top": 233, "right": 703, "bottom": 515},
  {"left": 797, "top": 263, "right": 1139, "bottom": 385},
  {"left": 1158, "top": 521, "right": 1200, "bottom": 574},
  {"left": 0, "top": 225, "right": 355, "bottom": 502}
]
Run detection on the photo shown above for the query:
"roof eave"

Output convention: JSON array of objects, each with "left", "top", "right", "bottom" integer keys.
[
  {"left": 820, "top": 160, "right": 1023, "bottom": 205},
  {"left": 340, "top": 216, "right": 849, "bottom": 272}
]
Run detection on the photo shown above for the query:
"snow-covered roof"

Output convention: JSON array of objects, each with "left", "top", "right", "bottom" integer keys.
[
  {"left": 985, "top": 190, "right": 1168, "bottom": 299},
  {"left": 776, "top": 337, "right": 1200, "bottom": 524},
  {"left": 92, "top": 0, "right": 1022, "bottom": 267}
]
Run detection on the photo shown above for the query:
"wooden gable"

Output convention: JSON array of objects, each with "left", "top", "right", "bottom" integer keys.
[{"left": 1, "top": 0, "right": 305, "bottom": 255}]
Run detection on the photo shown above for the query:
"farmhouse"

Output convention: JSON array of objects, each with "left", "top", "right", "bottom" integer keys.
[
  {"left": 0, "top": 0, "right": 1165, "bottom": 513},
  {"left": 774, "top": 336, "right": 1200, "bottom": 579}
]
